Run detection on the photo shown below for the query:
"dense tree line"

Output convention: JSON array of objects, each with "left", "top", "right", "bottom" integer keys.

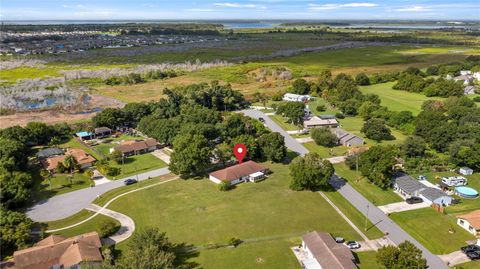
[
  {"left": 0, "top": 122, "right": 72, "bottom": 259},
  {"left": 104, "top": 70, "right": 177, "bottom": 85}
]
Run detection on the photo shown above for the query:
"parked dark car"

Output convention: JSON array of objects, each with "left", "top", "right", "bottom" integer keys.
[
  {"left": 466, "top": 250, "right": 480, "bottom": 260},
  {"left": 124, "top": 178, "right": 138, "bottom": 185},
  {"left": 258, "top": 117, "right": 265, "bottom": 123},
  {"left": 461, "top": 245, "right": 480, "bottom": 253},
  {"left": 406, "top": 197, "right": 423, "bottom": 204}
]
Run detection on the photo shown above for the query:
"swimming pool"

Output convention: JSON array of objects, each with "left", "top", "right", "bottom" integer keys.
[{"left": 455, "top": 186, "right": 479, "bottom": 199}]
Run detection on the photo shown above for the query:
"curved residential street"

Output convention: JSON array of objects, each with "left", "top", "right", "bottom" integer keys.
[
  {"left": 26, "top": 167, "right": 170, "bottom": 222},
  {"left": 241, "top": 109, "right": 449, "bottom": 269}
]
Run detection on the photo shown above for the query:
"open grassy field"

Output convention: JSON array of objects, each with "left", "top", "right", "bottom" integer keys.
[
  {"left": 456, "top": 260, "right": 480, "bottom": 269},
  {"left": 338, "top": 116, "right": 408, "bottom": 146},
  {"left": 111, "top": 153, "right": 167, "bottom": 178},
  {"left": 334, "top": 163, "right": 403, "bottom": 206},
  {"left": 269, "top": 114, "right": 300, "bottom": 131},
  {"left": 359, "top": 82, "right": 443, "bottom": 115},
  {"left": 390, "top": 208, "right": 475, "bottom": 254},
  {"left": 355, "top": 251, "right": 382, "bottom": 269}
]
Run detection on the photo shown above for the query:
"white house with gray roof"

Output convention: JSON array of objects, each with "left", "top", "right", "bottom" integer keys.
[{"left": 394, "top": 175, "right": 452, "bottom": 206}]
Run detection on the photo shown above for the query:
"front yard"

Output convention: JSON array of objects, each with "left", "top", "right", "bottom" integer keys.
[
  {"left": 303, "top": 142, "right": 349, "bottom": 158},
  {"left": 390, "top": 208, "right": 475, "bottom": 254},
  {"left": 334, "top": 163, "right": 403, "bottom": 206}
]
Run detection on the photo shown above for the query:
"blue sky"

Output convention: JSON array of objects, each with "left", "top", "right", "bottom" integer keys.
[{"left": 1, "top": 0, "right": 479, "bottom": 20}]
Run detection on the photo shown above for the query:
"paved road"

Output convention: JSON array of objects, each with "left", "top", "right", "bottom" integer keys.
[
  {"left": 242, "top": 109, "right": 449, "bottom": 269},
  {"left": 26, "top": 167, "right": 170, "bottom": 222},
  {"left": 241, "top": 109, "right": 308, "bottom": 157}
]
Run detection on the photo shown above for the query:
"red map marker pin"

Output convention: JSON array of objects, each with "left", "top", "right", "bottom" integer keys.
[{"left": 233, "top": 144, "right": 247, "bottom": 164}]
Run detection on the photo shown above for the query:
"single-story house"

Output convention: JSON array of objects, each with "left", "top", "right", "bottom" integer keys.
[
  {"left": 36, "top": 148, "right": 64, "bottom": 159},
  {"left": 41, "top": 148, "right": 96, "bottom": 171},
  {"left": 7, "top": 232, "right": 103, "bottom": 269},
  {"left": 457, "top": 210, "right": 480, "bottom": 236},
  {"left": 94, "top": 127, "right": 112, "bottom": 138},
  {"left": 283, "top": 93, "right": 311, "bottom": 102},
  {"left": 332, "top": 128, "right": 364, "bottom": 147},
  {"left": 75, "top": 131, "right": 94, "bottom": 140},
  {"left": 464, "top": 85, "right": 476, "bottom": 95},
  {"left": 300, "top": 231, "right": 357, "bottom": 269},
  {"left": 304, "top": 116, "right": 339, "bottom": 129},
  {"left": 459, "top": 167, "right": 474, "bottom": 176},
  {"left": 394, "top": 175, "right": 452, "bottom": 206},
  {"left": 113, "top": 139, "right": 159, "bottom": 156},
  {"left": 209, "top": 161, "right": 267, "bottom": 185}
]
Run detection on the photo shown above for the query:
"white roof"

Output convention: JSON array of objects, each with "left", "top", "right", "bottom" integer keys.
[{"left": 249, "top": 171, "right": 264, "bottom": 177}]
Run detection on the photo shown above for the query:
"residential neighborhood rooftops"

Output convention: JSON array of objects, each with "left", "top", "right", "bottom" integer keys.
[
  {"left": 457, "top": 210, "right": 480, "bottom": 229},
  {"left": 302, "top": 231, "right": 357, "bottom": 269},
  {"left": 395, "top": 175, "right": 425, "bottom": 194},
  {"left": 11, "top": 232, "right": 102, "bottom": 269},
  {"left": 303, "top": 116, "right": 339, "bottom": 128},
  {"left": 209, "top": 161, "right": 266, "bottom": 182},
  {"left": 66, "top": 148, "right": 96, "bottom": 165},
  {"left": 36, "top": 148, "right": 64, "bottom": 159},
  {"left": 114, "top": 138, "right": 159, "bottom": 154},
  {"left": 419, "top": 188, "right": 449, "bottom": 202}
]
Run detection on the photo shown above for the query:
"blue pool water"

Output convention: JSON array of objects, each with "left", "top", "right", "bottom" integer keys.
[{"left": 456, "top": 186, "right": 479, "bottom": 199}]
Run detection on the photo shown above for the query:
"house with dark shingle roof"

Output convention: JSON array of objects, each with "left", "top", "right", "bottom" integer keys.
[
  {"left": 394, "top": 175, "right": 452, "bottom": 206},
  {"left": 36, "top": 148, "right": 64, "bottom": 159},
  {"left": 300, "top": 231, "right": 357, "bottom": 269},
  {"left": 209, "top": 161, "right": 267, "bottom": 185}
]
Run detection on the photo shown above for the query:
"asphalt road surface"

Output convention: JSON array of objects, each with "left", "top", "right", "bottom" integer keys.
[
  {"left": 241, "top": 109, "right": 448, "bottom": 269},
  {"left": 26, "top": 167, "right": 170, "bottom": 222}
]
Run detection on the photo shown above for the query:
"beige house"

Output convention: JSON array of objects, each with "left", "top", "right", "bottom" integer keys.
[
  {"left": 209, "top": 161, "right": 267, "bottom": 185},
  {"left": 304, "top": 116, "right": 339, "bottom": 129},
  {"left": 457, "top": 210, "right": 480, "bottom": 236}
]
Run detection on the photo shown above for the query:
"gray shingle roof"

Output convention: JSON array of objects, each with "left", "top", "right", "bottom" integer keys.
[
  {"left": 394, "top": 175, "right": 425, "bottom": 195},
  {"left": 420, "top": 188, "right": 449, "bottom": 201},
  {"left": 36, "top": 148, "right": 64, "bottom": 159}
]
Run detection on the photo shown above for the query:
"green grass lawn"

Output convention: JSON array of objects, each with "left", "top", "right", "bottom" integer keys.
[
  {"left": 44, "top": 209, "right": 120, "bottom": 238},
  {"left": 269, "top": 114, "right": 301, "bottom": 131},
  {"left": 355, "top": 251, "right": 382, "bottom": 269},
  {"left": 308, "top": 98, "right": 340, "bottom": 116},
  {"left": 456, "top": 260, "right": 480, "bottom": 269},
  {"left": 107, "top": 162, "right": 365, "bottom": 246},
  {"left": 390, "top": 208, "right": 475, "bottom": 254},
  {"left": 194, "top": 238, "right": 302, "bottom": 269},
  {"left": 334, "top": 163, "right": 403, "bottom": 206},
  {"left": 323, "top": 191, "right": 384, "bottom": 239},
  {"left": 59, "top": 137, "right": 103, "bottom": 160},
  {"left": 303, "top": 142, "right": 349, "bottom": 158},
  {"left": 111, "top": 153, "right": 167, "bottom": 179},
  {"left": 30, "top": 172, "right": 93, "bottom": 202},
  {"left": 338, "top": 116, "right": 407, "bottom": 146},
  {"left": 359, "top": 82, "right": 442, "bottom": 116}
]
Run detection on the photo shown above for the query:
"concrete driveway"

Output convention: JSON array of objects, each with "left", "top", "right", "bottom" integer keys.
[
  {"left": 378, "top": 201, "right": 430, "bottom": 214},
  {"left": 439, "top": 250, "right": 471, "bottom": 266}
]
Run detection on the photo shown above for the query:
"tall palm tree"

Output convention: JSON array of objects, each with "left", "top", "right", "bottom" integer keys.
[
  {"left": 63, "top": 155, "right": 78, "bottom": 181},
  {"left": 40, "top": 170, "right": 52, "bottom": 190}
]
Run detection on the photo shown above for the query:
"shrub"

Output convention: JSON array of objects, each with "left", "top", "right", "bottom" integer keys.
[
  {"left": 311, "top": 128, "right": 338, "bottom": 147},
  {"left": 335, "top": 112, "right": 345, "bottom": 119},
  {"left": 271, "top": 92, "right": 284, "bottom": 101},
  {"left": 218, "top": 182, "right": 232, "bottom": 191},
  {"left": 355, "top": 73, "right": 370, "bottom": 85},
  {"left": 316, "top": 104, "right": 326, "bottom": 112},
  {"left": 228, "top": 237, "right": 242, "bottom": 247},
  {"left": 99, "top": 219, "right": 120, "bottom": 238},
  {"left": 473, "top": 96, "right": 480, "bottom": 102},
  {"left": 56, "top": 162, "right": 66, "bottom": 173}
]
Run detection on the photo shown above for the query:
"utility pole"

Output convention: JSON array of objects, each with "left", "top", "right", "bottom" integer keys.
[{"left": 364, "top": 204, "right": 370, "bottom": 232}]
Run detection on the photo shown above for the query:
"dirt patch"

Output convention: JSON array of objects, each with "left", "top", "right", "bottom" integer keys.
[{"left": 0, "top": 95, "right": 124, "bottom": 128}]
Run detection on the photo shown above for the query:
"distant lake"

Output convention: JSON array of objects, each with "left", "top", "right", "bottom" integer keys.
[{"left": 223, "top": 22, "right": 281, "bottom": 29}]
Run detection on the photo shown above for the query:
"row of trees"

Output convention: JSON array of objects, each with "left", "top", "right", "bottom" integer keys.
[{"left": 104, "top": 70, "right": 177, "bottom": 85}]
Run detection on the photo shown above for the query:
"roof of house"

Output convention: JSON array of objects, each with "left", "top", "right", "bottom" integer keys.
[
  {"left": 304, "top": 116, "right": 339, "bottom": 127},
  {"left": 332, "top": 128, "right": 364, "bottom": 145},
  {"left": 41, "top": 155, "right": 66, "bottom": 171},
  {"left": 419, "top": 187, "right": 450, "bottom": 202},
  {"left": 394, "top": 175, "right": 425, "bottom": 194},
  {"left": 457, "top": 210, "right": 480, "bottom": 230},
  {"left": 66, "top": 148, "right": 96, "bottom": 165},
  {"left": 114, "top": 139, "right": 159, "bottom": 153},
  {"left": 94, "top": 127, "right": 112, "bottom": 133},
  {"left": 460, "top": 167, "right": 473, "bottom": 171},
  {"left": 302, "top": 231, "right": 357, "bottom": 269},
  {"left": 209, "top": 161, "right": 266, "bottom": 182},
  {"left": 13, "top": 232, "right": 102, "bottom": 269},
  {"left": 319, "top": 115, "right": 336, "bottom": 120},
  {"left": 36, "top": 148, "right": 64, "bottom": 159}
]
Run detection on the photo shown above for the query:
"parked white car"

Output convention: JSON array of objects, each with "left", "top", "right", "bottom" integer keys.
[{"left": 345, "top": 241, "right": 361, "bottom": 249}]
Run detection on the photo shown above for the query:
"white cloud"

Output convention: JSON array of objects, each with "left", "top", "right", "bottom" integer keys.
[
  {"left": 61, "top": 4, "right": 69, "bottom": 8},
  {"left": 214, "top": 2, "right": 266, "bottom": 9},
  {"left": 395, "top": 6, "right": 429, "bottom": 12},
  {"left": 309, "top": 2, "right": 377, "bottom": 10}
]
